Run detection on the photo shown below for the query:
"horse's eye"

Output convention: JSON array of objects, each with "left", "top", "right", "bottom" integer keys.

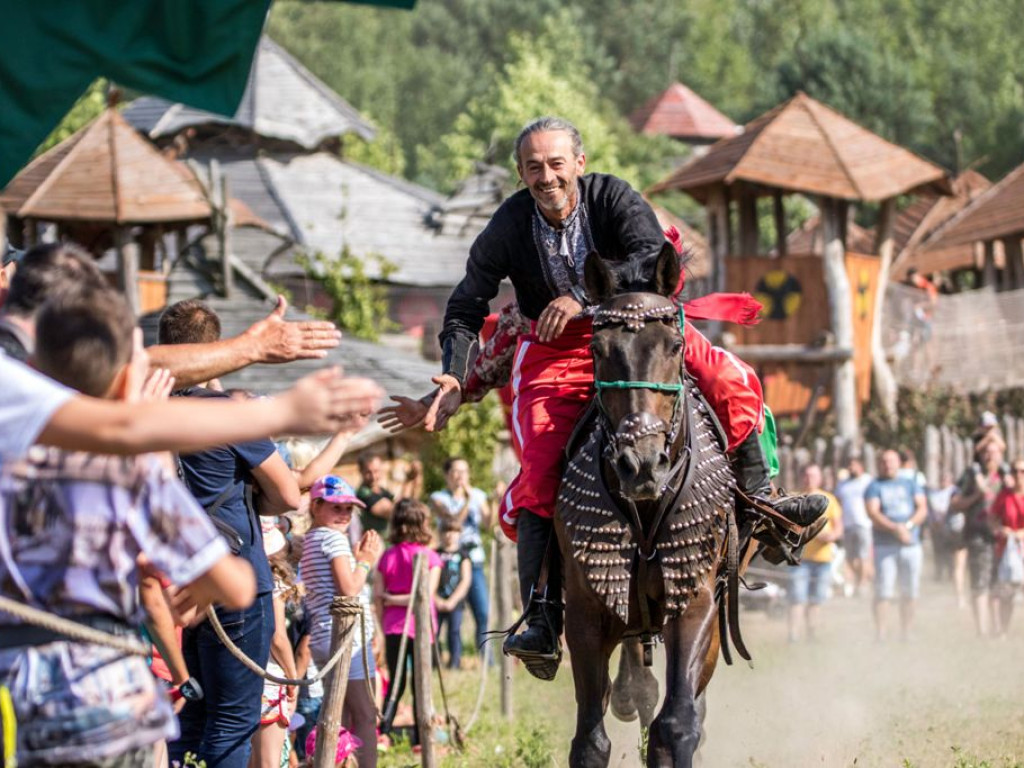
[{"left": 671, "top": 340, "right": 684, "bottom": 355}]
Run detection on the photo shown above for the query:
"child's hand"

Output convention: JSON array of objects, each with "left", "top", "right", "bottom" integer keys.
[{"left": 357, "top": 530, "right": 383, "bottom": 565}]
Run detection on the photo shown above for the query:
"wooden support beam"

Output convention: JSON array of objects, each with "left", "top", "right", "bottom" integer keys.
[
  {"left": 730, "top": 344, "right": 853, "bottom": 363},
  {"left": 773, "top": 190, "right": 786, "bottom": 257},
  {"left": 737, "top": 186, "right": 759, "bottom": 256},
  {"left": 982, "top": 240, "right": 997, "bottom": 288},
  {"left": 1002, "top": 235, "right": 1024, "bottom": 291},
  {"left": 413, "top": 554, "right": 436, "bottom": 768},
  {"left": 705, "top": 186, "right": 729, "bottom": 342},
  {"left": 871, "top": 197, "right": 899, "bottom": 426},
  {"left": 820, "top": 196, "right": 859, "bottom": 441},
  {"left": 116, "top": 227, "right": 140, "bottom": 316}
]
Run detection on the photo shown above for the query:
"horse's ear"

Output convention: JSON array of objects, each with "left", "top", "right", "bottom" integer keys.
[
  {"left": 652, "top": 241, "right": 682, "bottom": 297},
  {"left": 584, "top": 251, "right": 616, "bottom": 303}
]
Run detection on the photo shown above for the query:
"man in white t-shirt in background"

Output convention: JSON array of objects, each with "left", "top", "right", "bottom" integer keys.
[{"left": 835, "top": 454, "right": 874, "bottom": 597}]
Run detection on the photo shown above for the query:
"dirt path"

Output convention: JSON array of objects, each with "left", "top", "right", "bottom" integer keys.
[{"left": 600, "top": 576, "right": 1024, "bottom": 767}]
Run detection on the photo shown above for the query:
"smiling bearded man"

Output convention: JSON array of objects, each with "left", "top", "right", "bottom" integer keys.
[{"left": 417, "top": 116, "right": 827, "bottom": 678}]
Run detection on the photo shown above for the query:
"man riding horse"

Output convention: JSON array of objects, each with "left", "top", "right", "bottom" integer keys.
[{"left": 414, "top": 116, "right": 828, "bottom": 675}]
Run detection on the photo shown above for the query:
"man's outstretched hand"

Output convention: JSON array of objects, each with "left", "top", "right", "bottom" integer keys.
[
  {"left": 423, "top": 375, "right": 462, "bottom": 432},
  {"left": 378, "top": 393, "right": 434, "bottom": 433},
  {"left": 245, "top": 295, "right": 341, "bottom": 363}
]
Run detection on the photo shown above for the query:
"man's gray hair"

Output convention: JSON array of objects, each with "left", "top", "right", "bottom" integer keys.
[{"left": 512, "top": 116, "right": 584, "bottom": 166}]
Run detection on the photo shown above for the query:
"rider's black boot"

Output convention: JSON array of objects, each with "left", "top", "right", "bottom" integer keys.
[
  {"left": 503, "top": 510, "right": 563, "bottom": 680},
  {"left": 731, "top": 431, "right": 829, "bottom": 563}
]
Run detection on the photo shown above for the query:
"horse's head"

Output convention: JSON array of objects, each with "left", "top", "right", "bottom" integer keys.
[{"left": 585, "top": 243, "right": 685, "bottom": 501}]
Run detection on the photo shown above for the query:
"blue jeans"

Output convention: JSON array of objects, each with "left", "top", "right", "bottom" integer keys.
[
  {"left": 437, "top": 603, "right": 465, "bottom": 668},
  {"left": 466, "top": 563, "right": 490, "bottom": 657},
  {"left": 170, "top": 592, "right": 274, "bottom": 768}
]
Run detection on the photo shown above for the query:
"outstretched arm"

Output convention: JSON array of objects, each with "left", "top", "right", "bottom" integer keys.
[
  {"left": 148, "top": 295, "right": 341, "bottom": 387},
  {"left": 38, "top": 368, "right": 382, "bottom": 455}
]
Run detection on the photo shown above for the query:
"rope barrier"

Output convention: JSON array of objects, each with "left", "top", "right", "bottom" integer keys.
[
  {"left": 0, "top": 594, "right": 149, "bottom": 656},
  {"left": 205, "top": 597, "right": 363, "bottom": 687},
  {"left": 461, "top": 538, "right": 497, "bottom": 735}
]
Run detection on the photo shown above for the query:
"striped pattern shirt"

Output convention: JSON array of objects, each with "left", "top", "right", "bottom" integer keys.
[{"left": 300, "top": 526, "right": 374, "bottom": 659}]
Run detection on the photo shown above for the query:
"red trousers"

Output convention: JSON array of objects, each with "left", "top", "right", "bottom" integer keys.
[{"left": 498, "top": 318, "right": 763, "bottom": 540}]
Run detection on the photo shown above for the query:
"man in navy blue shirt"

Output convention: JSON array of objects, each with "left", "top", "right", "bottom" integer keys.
[
  {"left": 161, "top": 299, "right": 301, "bottom": 768},
  {"left": 865, "top": 449, "right": 928, "bottom": 642}
]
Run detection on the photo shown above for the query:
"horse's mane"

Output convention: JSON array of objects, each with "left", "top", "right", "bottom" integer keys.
[{"left": 609, "top": 248, "right": 694, "bottom": 295}]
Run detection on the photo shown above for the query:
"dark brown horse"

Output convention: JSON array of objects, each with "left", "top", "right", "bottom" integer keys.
[{"left": 554, "top": 245, "right": 744, "bottom": 768}]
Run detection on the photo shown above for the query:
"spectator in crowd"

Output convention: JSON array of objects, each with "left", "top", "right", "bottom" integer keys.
[
  {"left": 435, "top": 519, "right": 474, "bottom": 668},
  {"left": 788, "top": 464, "right": 844, "bottom": 642},
  {"left": 357, "top": 452, "right": 396, "bottom": 536},
  {"left": 375, "top": 499, "right": 442, "bottom": 745},
  {"left": 865, "top": 449, "right": 928, "bottom": 642},
  {"left": 0, "top": 242, "right": 107, "bottom": 361},
  {"left": 898, "top": 449, "right": 927, "bottom": 490},
  {"left": 300, "top": 475, "right": 382, "bottom": 768},
  {"left": 951, "top": 436, "right": 1010, "bottom": 637},
  {"left": 0, "top": 286, "right": 256, "bottom": 768},
  {"left": 161, "top": 299, "right": 303, "bottom": 768},
  {"left": 927, "top": 470, "right": 961, "bottom": 589},
  {"left": 429, "top": 457, "right": 493, "bottom": 660},
  {"left": 835, "top": 454, "right": 874, "bottom": 597},
  {"left": 989, "top": 459, "right": 1024, "bottom": 636},
  {"left": 251, "top": 523, "right": 301, "bottom": 768}
]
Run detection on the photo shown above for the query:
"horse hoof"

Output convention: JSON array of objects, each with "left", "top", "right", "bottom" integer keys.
[{"left": 610, "top": 693, "right": 638, "bottom": 723}]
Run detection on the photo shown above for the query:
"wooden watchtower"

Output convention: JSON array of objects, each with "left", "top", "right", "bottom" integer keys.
[{"left": 651, "top": 92, "right": 950, "bottom": 440}]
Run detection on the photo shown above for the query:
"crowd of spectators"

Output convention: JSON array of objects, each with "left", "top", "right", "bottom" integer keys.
[
  {"left": 0, "top": 243, "right": 502, "bottom": 768},
  {"left": 787, "top": 411, "right": 1024, "bottom": 644}
]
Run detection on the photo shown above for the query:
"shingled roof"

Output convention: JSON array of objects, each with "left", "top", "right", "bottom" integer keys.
[
  {"left": 650, "top": 92, "right": 950, "bottom": 203},
  {"left": 629, "top": 82, "right": 737, "bottom": 142},
  {"left": 164, "top": 147, "right": 478, "bottom": 288},
  {"left": 0, "top": 108, "right": 210, "bottom": 224},
  {"left": 890, "top": 170, "right": 991, "bottom": 278},
  {"left": 122, "top": 36, "right": 375, "bottom": 150},
  {"left": 920, "top": 162, "right": 1024, "bottom": 253}
]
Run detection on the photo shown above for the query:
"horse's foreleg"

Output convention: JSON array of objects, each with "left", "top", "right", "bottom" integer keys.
[
  {"left": 611, "top": 636, "right": 660, "bottom": 727},
  {"left": 565, "top": 600, "right": 616, "bottom": 768},
  {"left": 647, "top": 586, "right": 716, "bottom": 768}
]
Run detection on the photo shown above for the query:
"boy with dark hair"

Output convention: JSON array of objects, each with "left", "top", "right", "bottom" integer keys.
[
  {"left": 0, "top": 241, "right": 107, "bottom": 361},
  {"left": 1, "top": 286, "right": 256, "bottom": 768}
]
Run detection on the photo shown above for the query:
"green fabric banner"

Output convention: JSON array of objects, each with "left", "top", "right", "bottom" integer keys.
[
  {"left": 759, "top": 405, "right": 780, "bottom": 479},
  {"left": 0, "top": 1, "right": 416, "bottom": 187},
  {"left": 0, "top": 0, "right": 272, "bottom": 186}
]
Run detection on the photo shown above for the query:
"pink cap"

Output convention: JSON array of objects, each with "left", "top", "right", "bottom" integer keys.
[{"left": 310, "top": 475, "right": 365, "bottom": 508}]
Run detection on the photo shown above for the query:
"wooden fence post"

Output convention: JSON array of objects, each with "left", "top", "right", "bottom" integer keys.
[
  {"left": 863, "top": 443, "right": 877, "bottom": 477},
  {"left": 413, "top": 554, "right": 437, "bottom": 768},
  {"left": 495, "top": 534, "right": 514, "bottom": 720},
  {"left": 313, "top": 596, "right": 360, "bottom": 768}
]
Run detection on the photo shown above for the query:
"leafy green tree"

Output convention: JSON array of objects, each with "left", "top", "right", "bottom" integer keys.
[
  {"left": 421, "top": 392, "right": 505, "bottom": 493},
  {"left": 36, "top": 79, "right": 107, "bottom": 156},
  {"left": 296, "top": 247, "right": 397, "bottom": 341}
]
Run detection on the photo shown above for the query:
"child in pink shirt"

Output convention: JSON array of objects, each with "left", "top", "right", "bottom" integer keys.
[{"left": 374, "top": 499, "right": 441, "bottom": 743}]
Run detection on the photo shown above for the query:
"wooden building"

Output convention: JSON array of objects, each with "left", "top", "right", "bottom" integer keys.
[
  {"left": 122, "top": 36, "right": 486, "bottom": 349},
  {"left": 650, "top": 92, "right": 950, "bottom": 438},
  {"left": 629, "top": 82, "right": 738, "bottom": 145},
  {"left": 0, "top": 106, "right": 213, "bottom": 315}
]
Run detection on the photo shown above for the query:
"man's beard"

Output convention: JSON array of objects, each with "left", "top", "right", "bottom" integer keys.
[{"left": 533, "top": 176, "right": 577, "bottom": 213}]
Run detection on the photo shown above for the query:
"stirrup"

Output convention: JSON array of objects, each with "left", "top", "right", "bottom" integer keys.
[
  {"left": 756, "top": 516, "right": 828, "bottom": 566},
  {"left": 502, "top": 588, "right": 563, "bottom": 681}
]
